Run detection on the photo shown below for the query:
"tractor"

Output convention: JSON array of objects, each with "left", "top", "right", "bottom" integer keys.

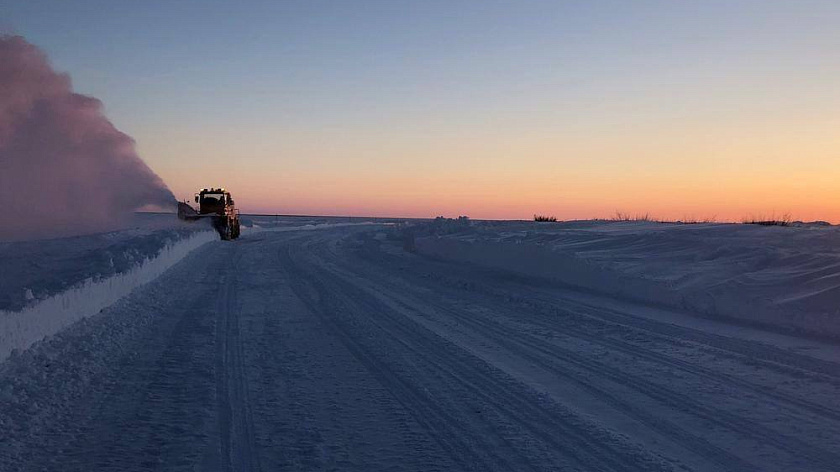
[{"left": 177, "top": 188, "right": 241, "bottom": 240}]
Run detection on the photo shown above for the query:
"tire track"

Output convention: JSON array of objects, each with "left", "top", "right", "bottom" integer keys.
[
  {"left": 411, "top": 295, "right": 837, "bottom": 471},
  {"left": 215, "top": 247, "right": 261, "bottom": 472},
  {"left": 354, "top": 242, "right": 840, "bottom": 412},
  {"left": 283, "top": 240, "right": 673, "bottom": 472},
  {"left": 411, "top": 251, "right": 840, "bottom": 382},
  {"left": 328, "top": 234, "right": 840, "bottom": 470},
  {"left": 315, "top": 245, "right": 751, "bottom": 470}
]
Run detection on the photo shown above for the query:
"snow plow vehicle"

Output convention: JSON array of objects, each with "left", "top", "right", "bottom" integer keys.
[{"left": 177, "top": 188, "right": 241, "bottom": 240}]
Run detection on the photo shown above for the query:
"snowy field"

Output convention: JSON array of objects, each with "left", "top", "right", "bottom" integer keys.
[
  {"left": 1, "top": 220, "right": 840, "bottom": 471},
  {"left": 414, "top": 219, "right": 840, "bottom": 339}
]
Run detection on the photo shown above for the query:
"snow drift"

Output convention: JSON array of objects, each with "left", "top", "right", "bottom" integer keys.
[
  {"left": 0, "top": 35, "right": 174, "bottom": 241},
  {"left": 414, "top": 220, "right": 840, "bottom": 339}
]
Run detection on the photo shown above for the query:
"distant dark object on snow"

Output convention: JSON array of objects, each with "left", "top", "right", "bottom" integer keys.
[
  {"left": 742, "top": 214, "right": 792, "bottom": 227},
  {"left": 534, "top": 215, "right": 558, "bottom": 222}
]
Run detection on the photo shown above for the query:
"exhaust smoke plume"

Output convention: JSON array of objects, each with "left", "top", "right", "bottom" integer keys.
[{"left": 0, "top": 35, "right": 175, "bottom": 241}]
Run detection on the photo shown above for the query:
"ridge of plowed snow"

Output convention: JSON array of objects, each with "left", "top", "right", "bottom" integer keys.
[{"left": 0, "top": 230, "right": 216, "bottom": 361}]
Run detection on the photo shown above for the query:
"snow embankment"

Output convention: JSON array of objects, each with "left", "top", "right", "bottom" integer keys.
[
  {"left": 0, "top": 230, "right": 216, "bottom": 361},
  {"left": 414, "top": 220, "right": 840, "bottom": 339}
]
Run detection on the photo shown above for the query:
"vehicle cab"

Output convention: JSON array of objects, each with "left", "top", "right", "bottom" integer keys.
[{"left": 195, "top": 188, "right": 233, "bottom": 215}]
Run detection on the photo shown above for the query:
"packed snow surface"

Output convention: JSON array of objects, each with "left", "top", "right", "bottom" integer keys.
[
  {"left": 415, "top": 219, "right": 840, "bottom": 339},
  {"left": 1, "top": 220, "right": 840, "bottom": 471}
]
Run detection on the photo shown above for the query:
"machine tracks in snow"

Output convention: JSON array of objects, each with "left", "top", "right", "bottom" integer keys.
[
  {"left": 214, "top": 247, "right": 261, "bottom": 472},
  {"left": 280, "top": 240, "right": 672, "bottom": 472},
  {"left": 327, "top": 232, "right": 840, "bottom": 471},
  {"left": 353, "top": 238, "right": 840, "bottom": 396}
]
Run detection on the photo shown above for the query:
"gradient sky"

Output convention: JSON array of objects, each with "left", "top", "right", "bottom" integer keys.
[{"left": 5, "top": 1, "right": 840, "bottom": 221}]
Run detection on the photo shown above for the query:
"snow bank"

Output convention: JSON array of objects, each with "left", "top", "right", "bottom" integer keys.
[
  {"left": 414, "top": 221, "right": 840, "bottom": 339},
  {"left": 0, "top": 213, "right": 211, "bottom": 311},
  {"left": 0, "top": 230, "right": 215, "bottom": 361}
]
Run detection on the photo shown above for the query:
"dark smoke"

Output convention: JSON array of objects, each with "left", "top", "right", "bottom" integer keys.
[{"left": 0, "top": 35, "right": 175, "bottom": 241}]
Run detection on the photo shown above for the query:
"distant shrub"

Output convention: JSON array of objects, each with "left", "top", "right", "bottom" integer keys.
[
  {"left": 612, "top": 211, "right": 653, "bottom": 222},
  {"left": 534, "top": 215, "right": 557, "bottom": 222},
  {"left": 742, "top": 213, "right": 792, "bottom": 227},
  {"left": 611, "top": 212, "right": 716, "bottom": 225}
]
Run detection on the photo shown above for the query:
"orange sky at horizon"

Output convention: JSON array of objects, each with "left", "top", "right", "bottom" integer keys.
[
  {"left": 154, "top": 109, "right": 840, "bottom": 224},
  {"left": 163, "top": 166, "right": 840, "bottom": 224}
]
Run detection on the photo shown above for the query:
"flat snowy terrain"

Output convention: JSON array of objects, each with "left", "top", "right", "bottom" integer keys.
[
  {"left": 2, "top": 221, "right": 840, "bottom": 471},
  {"left": 416, "top": 219, "right": 840, "bottom": 339}
]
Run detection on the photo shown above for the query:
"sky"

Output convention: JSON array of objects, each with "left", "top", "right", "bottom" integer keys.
[{"left": 4, "top": 0, "right": 839, "bottom": 221}]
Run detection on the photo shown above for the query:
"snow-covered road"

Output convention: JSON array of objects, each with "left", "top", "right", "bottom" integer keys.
[{"left": 3, "top": 225, "right": 840, "bottom": 471}]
